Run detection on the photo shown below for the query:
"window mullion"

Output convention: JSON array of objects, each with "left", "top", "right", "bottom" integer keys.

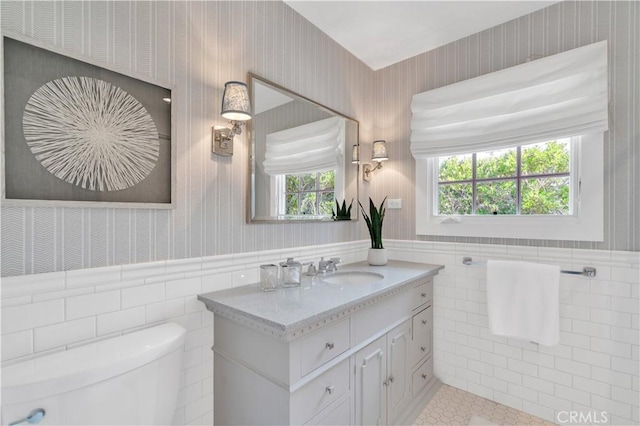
[
  {"left": 316, "top": 172, "right": 320, "bottom": 214},
  {"left": 472, "top": 153, "right": 477, "bottom": 214},
  {"left": 516, "top": 146, "right": 522, "bottom": 215}
]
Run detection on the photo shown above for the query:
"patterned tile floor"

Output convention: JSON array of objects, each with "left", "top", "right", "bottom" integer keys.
[{"left": 413, "top": 385, "right": 556, "bottom": 426}]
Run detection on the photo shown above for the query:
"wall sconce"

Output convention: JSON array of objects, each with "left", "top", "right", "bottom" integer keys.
[
  {"left": 362, "top": 140, "right": 388, "bottom": 181},
  {"left": 212, "top": 81, "right": 252, "bottom": 156}
]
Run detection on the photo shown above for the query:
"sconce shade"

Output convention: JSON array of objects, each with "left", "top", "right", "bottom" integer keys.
[
  {"left": 221, "top": 81, "right": 252, "bottom": 121},
  {"left": 371, "top": 140, "right": 388, "bottom": 162},
  {"left": 352, "top": 145, "right": 359, "bottom": 164}
]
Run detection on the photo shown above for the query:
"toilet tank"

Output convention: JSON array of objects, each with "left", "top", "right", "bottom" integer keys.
[{"left": 1, "top": 323, "right": 186, "bottom": 426}]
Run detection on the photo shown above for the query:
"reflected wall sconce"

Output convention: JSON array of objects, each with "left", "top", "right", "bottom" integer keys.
[
  {"left": 351, "top": 144, "right": 359, "bottom": 164},
  {"left": 212, "top": 81, "right": 252, "bottom": 156},
  {"left": 362, "top": 140, "right": 388, "bottom": 181}
]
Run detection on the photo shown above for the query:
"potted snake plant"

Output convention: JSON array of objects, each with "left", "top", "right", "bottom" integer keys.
[{"left": 358, "top": 196, "right": 387, "bottom": 265}]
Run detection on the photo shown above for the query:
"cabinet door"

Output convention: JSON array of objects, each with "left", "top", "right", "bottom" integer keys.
[
  {"left": 355, "top": 335, "right": 387, "bottom": 426},
  {"left": 386, "top": 320, "right": 412, "bottom": 424}
]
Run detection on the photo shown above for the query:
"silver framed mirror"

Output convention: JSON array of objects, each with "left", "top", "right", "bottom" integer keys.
[{"left": 247, "top": 73, "right": 359, "bottom": 223}]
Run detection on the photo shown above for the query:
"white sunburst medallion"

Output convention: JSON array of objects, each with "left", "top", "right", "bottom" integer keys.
[{"left": 23, "top": 76, "right": 160, "bottom": 192}]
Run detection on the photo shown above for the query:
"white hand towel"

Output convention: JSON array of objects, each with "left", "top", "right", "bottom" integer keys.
[{"left": 486, "top": 260, "right": 560, "bottom": 346}]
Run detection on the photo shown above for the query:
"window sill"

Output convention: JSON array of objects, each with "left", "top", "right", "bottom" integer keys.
[{"left": 417, "top": 214, "right": 603, "bottom": 241}]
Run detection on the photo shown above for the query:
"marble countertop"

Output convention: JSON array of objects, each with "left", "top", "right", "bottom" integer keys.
[{"left": 198, "top": 260, "right": 443, "bottom": 339}]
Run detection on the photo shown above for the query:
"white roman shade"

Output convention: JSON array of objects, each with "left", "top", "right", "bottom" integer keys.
[
  {"left": 263, "top": 116, "right": 345, "bottom": 176},
  {"left": 410, "top": 41, "right": 608, "bottom": 159}
]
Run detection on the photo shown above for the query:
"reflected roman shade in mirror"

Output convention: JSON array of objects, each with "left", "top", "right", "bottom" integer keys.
[
  {"left": 410, "top": 41, "right": 609, "bottom": 159},
  {"left": 263, "top": 116, "right": 345, "bottom": 176}
]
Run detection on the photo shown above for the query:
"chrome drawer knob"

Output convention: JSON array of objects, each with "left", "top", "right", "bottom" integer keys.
[
  {"left": 421, "top": 319, "right": 427, "bottom": 325},
  {"left": 421, "top": 346, "right": 427, "bottom": 352},
  {"left": 422, "top": 373, "right": 428, "bottom": 380},
  {"left": 421, "top": 292, "right": 427, "bottom": 298},
  {"left": 325, "top": 342, "right": 335, "bottom": 350},
  {"left": 388, "top": 375, "right": 394, "bottom": 383},
  {"left": 325, "top": 385, "right": 335, "bottom": 394}
]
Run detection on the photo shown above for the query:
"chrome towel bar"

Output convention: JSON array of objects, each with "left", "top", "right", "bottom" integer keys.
[{"left": 462, "top": 257, "right": 596, "bottom": 278}]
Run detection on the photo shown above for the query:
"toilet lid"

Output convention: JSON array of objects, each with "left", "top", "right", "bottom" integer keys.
[{"left": 2, "top": 323, "right": 186, "bottom": 404}]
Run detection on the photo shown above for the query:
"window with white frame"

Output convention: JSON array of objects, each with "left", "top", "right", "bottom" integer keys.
[
  {"left": 415, "top": 133, "right": 603, "bottom": 241},
  {"left": 410, "top": 41, "right": 608, "bottom": 241},
  {"left": 436, "top": 139, "right": 572, "bottom": 216}
]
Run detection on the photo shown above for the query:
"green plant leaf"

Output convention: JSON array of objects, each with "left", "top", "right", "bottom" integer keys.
[
  {"left": 359, "top": 197, "right": 387, "bottom": 249},
  {"left": 334, "top": 198, "right": 354, "bottom": 219}
]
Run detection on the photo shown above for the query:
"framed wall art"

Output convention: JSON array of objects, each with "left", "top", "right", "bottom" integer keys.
[{"left": 1, "top": 33, "right": 176, "bottom": 208}]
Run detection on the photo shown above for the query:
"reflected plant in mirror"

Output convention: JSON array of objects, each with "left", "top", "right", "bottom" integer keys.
[
  {"left": 333, "top": 198, "right": 353, "bottom": 221},
  {"left": 248, "top": 73, "right": 359, "bottom": 222}
]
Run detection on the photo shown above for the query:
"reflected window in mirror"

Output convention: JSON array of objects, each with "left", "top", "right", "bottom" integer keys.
[
  {"left": 248, "top": 73, "right": 358, "bottom": 222},
  {"left": 274, "top": 170, "right": 339, "bottom": 217}
]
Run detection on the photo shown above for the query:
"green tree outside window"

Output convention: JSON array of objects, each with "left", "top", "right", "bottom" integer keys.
[
  {"left": 284, "top": 171, "right": 335, "bottom": 216},
  {"left": 438, "top": 140, "right": 570, "bottom": 215}
]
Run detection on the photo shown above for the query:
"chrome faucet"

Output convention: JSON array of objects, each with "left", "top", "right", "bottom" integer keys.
[
  {"left": 318, "top": 257, "right": 343, "bottom": 274},
  {"left": 327, "top": 257, "right": 343, "bottom": 272}
]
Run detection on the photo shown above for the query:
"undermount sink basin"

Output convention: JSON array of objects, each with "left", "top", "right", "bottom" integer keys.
[{"left": 321, "top": 271, "right": 384, "bottom": 285}]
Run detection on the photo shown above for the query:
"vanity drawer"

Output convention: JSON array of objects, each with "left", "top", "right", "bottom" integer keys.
[
  {"left": 300, "top": 319, "right": 350, "bottom": 377},
  {"left": 412, "top": 280, "right": 433, "bottom": 311},
  {"left": 411, "top": 306, "right": 432, "bottom": 367},
  {"left": 305, "top": 394, "right": 351, "bottom": 425},
  {"left": 411, "top": 328, "right": 432, "bottom": 368},
  {"left": 292, "top": 359, "right": 350, "bottom": 424},
  {"left": 412, "top": 356, "right": 433, "bottom": 398},
  {"left": 412, "top": 305, "right": 432, "bottom": 340}
]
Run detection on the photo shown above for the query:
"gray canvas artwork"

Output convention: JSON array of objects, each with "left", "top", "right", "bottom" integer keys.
[{"left": 3, "top": 37, "right": 172, "bottom": 205}]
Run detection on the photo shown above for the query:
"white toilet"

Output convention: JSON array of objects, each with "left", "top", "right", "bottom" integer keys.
[{"left": 1, "top": 323, "right": 186, "bottom": 426}]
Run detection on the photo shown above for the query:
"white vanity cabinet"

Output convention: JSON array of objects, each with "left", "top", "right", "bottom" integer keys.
[
  {"left": 198, "top": 261, "right": 443, "bottom": 426},
  {"left": 355, "top": 334, "right": 387, "bottom": 425},
  {"left": 354, "top": 320, "right": 412, "bottom": 426}
]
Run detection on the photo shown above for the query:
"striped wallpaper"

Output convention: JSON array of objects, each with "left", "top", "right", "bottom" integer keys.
[
  {"left": 370, "top": 0, "right": 639, "bottom": 252},
  {"left": 0, "top": 0, "right": 374, "bottom": 276},
  {"left": 1, "top": 1, "right": 638, "bottom": 277}
]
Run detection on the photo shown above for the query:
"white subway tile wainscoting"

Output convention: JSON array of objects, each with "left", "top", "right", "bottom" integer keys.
[
  {"left": 0, "top": 241, "right": 368, "bottom": 425},
  {"left": 385, "top": 240, "right": 639, "bottom": 425},
  {"left": 3, "top": 240, "right": 636, "bottom": 425}
]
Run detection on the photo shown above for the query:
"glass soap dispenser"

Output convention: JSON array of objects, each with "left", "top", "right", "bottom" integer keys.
[{"left": 280, "top": 257, "right": 302, "bottom": 287}]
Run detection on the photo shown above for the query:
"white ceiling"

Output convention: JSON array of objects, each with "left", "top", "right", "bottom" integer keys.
[{"left": 285, "top": 1, "right": 558, "bottom": 71}]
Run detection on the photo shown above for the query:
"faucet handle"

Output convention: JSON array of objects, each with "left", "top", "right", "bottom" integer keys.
[
  {"left": 318, "top": 257, "right": 329, "bottom": 271},
  {"left": 304, "top": 262, "right": 317, "bottom": 276},
  {"left": 328, "top": 257, "right": 343, "bottom": 271}
]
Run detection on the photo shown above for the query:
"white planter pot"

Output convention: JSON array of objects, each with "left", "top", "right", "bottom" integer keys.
[{"left": 367, "top": 248, "right": 387, "bottom": 266}]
